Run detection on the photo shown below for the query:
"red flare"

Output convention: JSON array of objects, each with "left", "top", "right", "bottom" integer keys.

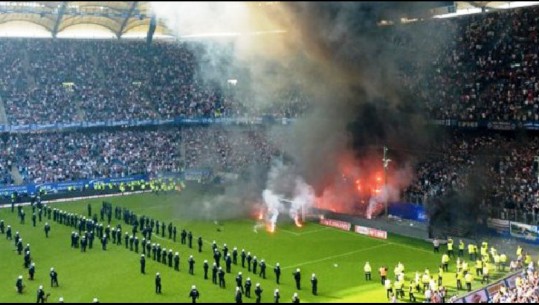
[
  {"left": 266, "top": 223, "right": 275, "bottom": 233},
  {"left": 294, "top": 215, "right": 303, "bottom": 228}
]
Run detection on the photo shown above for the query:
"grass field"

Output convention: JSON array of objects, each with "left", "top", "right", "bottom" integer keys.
[{"left": 0, "top": 187, "right": 510, "bottom": 303}]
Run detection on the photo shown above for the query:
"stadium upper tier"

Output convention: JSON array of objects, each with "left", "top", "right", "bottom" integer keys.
[
  {"left": 394, "top": 5, "right": 539, "bottom": 123},
  {"left": 0, "top": 38, "right": 309, "bottom": 126},
  {"left": 0, "top": 5, "right": 539, "bottom": 126}
]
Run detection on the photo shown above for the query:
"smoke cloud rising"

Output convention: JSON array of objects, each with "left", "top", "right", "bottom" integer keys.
[{"left": 150, "top": 2, "right": 466, "bottom": 222}]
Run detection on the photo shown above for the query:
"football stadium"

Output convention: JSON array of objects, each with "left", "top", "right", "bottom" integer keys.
[{"left": 0, "top": 1, "right": 539, "bottom": 303}]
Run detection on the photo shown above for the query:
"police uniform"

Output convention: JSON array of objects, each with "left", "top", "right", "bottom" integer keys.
[
  {"left": 245, "top": 277, "right": 252, "bottom": 297},
  {"left": 141, "top": 255, "right": 146, "bottom": 274},
  {"left": 219, "top": 267, "right": 226, "bottom": 288},
  {"left": 254, "top": 284, "right": 263, "bottom": 303},
  {"left": 189, "top": 286, "right": 200, "bottom": 303},
  {"left": 37, "top": 286, "right": 45, "bottom": 303},
  {"left": 174, "top": 253, "right": 180, "bottom": 271},
  {"left": 259, "top": 260, "right": 266, "bottom": 279},
  {"left": 16, "top": 276, "right": 24, "bottom": 293},
  {"left": 226, "top": 254, "right": 232, "bottom": 273},
  {"left": 189, "top": 256, "right": 195, "bottom": 275},
  {"left": 293, "top": 269, "right": 301, "bottom": 290},
  {"left": 235, "top": 287, "right": 243, "bottom": 304},
  {"left": 155, "top": 273, "right": 162, "bottom": 293},
  {"left": 212, "top": 263, "right": 218, "bottom": 284},
  {"left": 203, "top": 260, "right": 209, "bottom": 279},
  {"left": 274, "top": 263, "right": 281, "bottom": 284},
  {"left": 29, "top": 263, "right": 36, "bottom": 280},
  {"left": 236, "top": 272, "right": 244, "bottom": 293},
  {"left": 446, "top": 238, "right": 454, "bottom": 257},
  {"left": 198, "top": 237, "right": 203, "bottom": 252},
  {"left": 50, "top": 268, "right": 59, "bottom": 287},
  {"left": 292, "top": 293, "right": 300, "bottom": 303},
  {"left": 241, "top": 250, "right": 246, "bottom": 268},
  {"left": 273, "top": 289, "right": 280, "bottom": 303}
]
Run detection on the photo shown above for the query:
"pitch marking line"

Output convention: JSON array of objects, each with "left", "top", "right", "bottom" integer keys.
[
  {"left": 279, "top": 227, "right": 330, "bottom": 236},
  {"left": 282, "top": 243, "right": 392, "bottom": 270}
]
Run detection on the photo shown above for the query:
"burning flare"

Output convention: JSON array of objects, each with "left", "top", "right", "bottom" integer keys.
[{"left": 294, "top": 215, "right": 303, "bottom": 227}]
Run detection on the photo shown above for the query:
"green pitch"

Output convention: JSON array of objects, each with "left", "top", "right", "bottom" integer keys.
[{"left": 0, "top": 187, "right": 509, "bottom": 303}]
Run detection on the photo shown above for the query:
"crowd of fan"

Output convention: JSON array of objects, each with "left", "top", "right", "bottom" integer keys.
[
  {"left": 2, "top": 129, "right": 182, "bottom": 184},
  {"left": 0, "top": 126, "right": 286, "bottom": 186},
  {"left": 404, "top": 131, "right": 539, "bottom": 215},
  {"left": 181, "top": 126, "right": 283, "bottom": 174},
  {"left": 0, "top": 39, "right": 308, "bottom": 126},
  {"left": 490, "top": 267, "right": 539, "bottom": 303},
  {"left": 394, "top": 6, "right": 539, "bottom": 122}
]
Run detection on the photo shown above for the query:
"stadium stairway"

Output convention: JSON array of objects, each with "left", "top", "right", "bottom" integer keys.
[
  {"left": 0, "top": 96, "right": 8, "bottom": 125},
  {"left": 179, "top": 137, "right": 186, "bottom": 166},
  {"left": 10, "top": 166, "right": 23, "bottom": 185},
  {"left": 21, "top": 50, "right": 36, "bottom": 90}
]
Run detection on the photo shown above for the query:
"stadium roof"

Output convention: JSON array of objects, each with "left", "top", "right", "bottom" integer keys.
[{"left": 0, "top": 1, "right": 173, "bottom": 38}]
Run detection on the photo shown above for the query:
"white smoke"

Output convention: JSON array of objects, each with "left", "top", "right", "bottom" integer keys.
[
  {"left": 290, "top": 177, "right": 315, "bottom": 221},
  {"left": 366, "top": 165, "right": 414, "bottom": 219},
  {"left": 262, "top": 189, "right": 282, "bottom": 230},
  {"left": 261, "top": 161, "right": 316, "bottom": 230}
]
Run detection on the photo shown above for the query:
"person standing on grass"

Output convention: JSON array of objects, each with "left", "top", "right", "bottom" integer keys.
[
  {"left": 198, "top": 237, "right": 203, "bottom": 253},
  {"left": 246, "top": 252, "right": 253, "bottom": 272},
  {"left": 311, "top": 274, "right": 318, "bottom": 296},
  {"left": 232, "top": 247, "right": 238, "bottom": 265},
  {"left": 223, "top": 244, "right": 229, "bottom": 258},
  {"left": 447, "top": 237, "right": 454, "bottom": 258},
  {"left": 241, "top": 249, "right": 247, "bottom": 268},
  {"left": 155, "top": 273, "right": 162, "bottom": 294},
  {"left": 203, "top": 260, "right": 209, "bottom": 279},
  {"left": 219, "top": 267, "right": 226, "bottom": 288},
  {"left": 181, "top": 229, "right": 187, "bottom": 245},
  {"left": 37, "top": 285, "right": 45, "bottom": 303},
  {"left": 235, "top": 287, "right": 243, "bottom": 304},
  {"left": 274, "top": 288, "right": 280, "bottom": 303},
  {"left": 188, "top": 231, "right": 193, "bottom": 248},
  {"left": 44, "top": 222, "right": 50, "bottom": 238},
  {"left": 236, "top": 272, "right": 244, "bottom": 293},
  {"left": 226, "top": 254, "right": 233, "bottom": 273},
  {"left": 245, "top": 277, "right": 252, "bottom": 298},
  {"left": 274, "top": 263, "right": 281, "bottom": 284},
  {"left": 212, "top": 263, "right": 218, "bottom": 284},
  {"left": 189, "top": 285, "right": 200, "bottom": 303},
  {"left": 29, "top": 263, "right": 36, "bottom": 280},
  {"left": 259, "top": 260, "right": 267, "bottom": 279},
  {"left": 458, "top": 240, "right": 465, "bottom": 257},
  {"left": 293, "top": 269, "right": 301, "bottom": 290},
  {"left": 141, "top": 254, "right": 146, "bottom": 274},
  {"left": 292, "top": 292, "right": 300, "bottom": 303},
  {"left": 101, "top": 234, "right": 107, "bottom": 251},
  {"left": 174, "top": 252, "right": 180, "bottom": 271},
  {"left": 50, "top": 268, "right": 59, "bottom": 287},
  {"left": 168, "top": 250, "right": 173, "bottom": 268},
  {"left": 255, "top": 283, "right": 263, "bottom": 303},
  {"left": 16, "top": 275, "right": 24, "bottom": 293},
  {"left": 364, "top": 262, "right": 372, "bottom": 281},
  {"left": 379, "top": 266, "right": 387, "bottom": 285},
  {"left": 433, "top": 238, "right": 440, "bottom": 253},
  {"left": 189, "top": 255, "right": 195, "bottom": 275}
]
